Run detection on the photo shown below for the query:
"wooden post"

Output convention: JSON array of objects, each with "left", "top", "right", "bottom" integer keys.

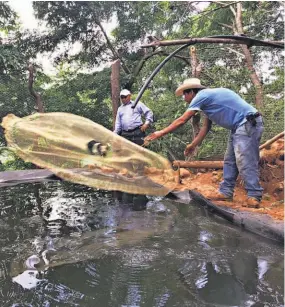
[
  {"left": 174, "top": 162, "right": 182, "bottom": 184},
  {"left": 190, "top": 46, "right": 198, "bottom": 78},
  {"left": 111, "top": 59, "right": 121, "bottom": 130}
]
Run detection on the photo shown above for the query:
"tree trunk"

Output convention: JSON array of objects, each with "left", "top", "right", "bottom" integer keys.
[
  {"left": 95, "top": 19, "right": 130, "bottom": 75},
  {"left": 188, "top": 46, "right": 202, "bottom": 161},
  {"left": 28, "top": 64, "right": 44, "bottom": 113},
  {"left": 235, "top": 3, "right": 263, "bottom": 107},
  {"left": 111, "top": 59, "right": 121, "bottom": 130}
]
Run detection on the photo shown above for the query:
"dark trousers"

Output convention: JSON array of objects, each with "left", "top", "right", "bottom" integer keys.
[{"left": 121, "top": 127, "right": 145, "bottom": 145}]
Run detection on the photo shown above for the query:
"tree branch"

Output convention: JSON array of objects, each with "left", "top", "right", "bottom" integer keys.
[
  {"left": 141, "top": 37, "right": 284, "bottom": 49},
  {"left": 215, "top": 1, "right": 236, "bottom": 7},
  {"left": 222, "top": 46, "right": 244, "bottom": 57},
  {"left": 216, "top": 21, "right": 233, "bottom": 30},
  {"left": 198, "top": 1, "right": 240, "bottom": 18},
  {"left": 277, "top": 0, "right": 285, "bottom": 8},
  {"left": 203, "top": 14, "right": 233, "bottom": 30},
  {"left": 95, "top": 19, "right": 130, "bottom": 75},
  {"left": 235, "top": 3, "right": 263, "bottom": 107},
  {"left": 229, "top": 4, "right": 237, "bottom": 17}
]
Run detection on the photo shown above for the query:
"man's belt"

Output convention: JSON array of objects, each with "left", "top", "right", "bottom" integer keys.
[
  {"left": 122, "top": 126, "right": 141, "bottom": 133},
  {"left": 246, "top": 112, "right": 262, "bottom": 126}
]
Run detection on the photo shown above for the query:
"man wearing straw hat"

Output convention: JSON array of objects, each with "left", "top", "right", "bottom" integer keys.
[{"left": 145, "top": 78, "right": 264, "bottom": 208}]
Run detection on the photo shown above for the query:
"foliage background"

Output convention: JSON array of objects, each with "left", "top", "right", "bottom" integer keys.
[{"left": 0, "top": 1, "right": 283, "bottom": 169}]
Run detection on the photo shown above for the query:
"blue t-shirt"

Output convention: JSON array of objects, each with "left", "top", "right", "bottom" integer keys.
[{"left": 187, "top": 88, "right": 257, "bottom": 130}]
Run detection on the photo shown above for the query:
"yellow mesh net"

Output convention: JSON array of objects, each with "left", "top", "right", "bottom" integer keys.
[{"left": 2, "top": 113, "right": 177, "bottom": 196}]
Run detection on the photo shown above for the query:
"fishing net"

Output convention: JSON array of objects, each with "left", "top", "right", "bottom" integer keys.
[{"left": 1, "top": 113, "right": 177, "bottom": 196}]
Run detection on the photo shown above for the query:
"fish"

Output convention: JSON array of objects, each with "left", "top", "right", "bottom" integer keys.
[{"left": 87, "top": 140, "right": 111, "bottom": 157}]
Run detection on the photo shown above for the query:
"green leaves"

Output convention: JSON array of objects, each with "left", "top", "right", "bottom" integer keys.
[
  {"left": 0, "top": 2, "right": 17, "bottom": 32},
  {"left": 0, "top": 1, "right": 284, "bottom": 168},
  {"left": 42, "top": 69, "right": 112, "bottom": 129}
]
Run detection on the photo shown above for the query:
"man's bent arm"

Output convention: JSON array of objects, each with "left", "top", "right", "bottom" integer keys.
[
  {"left": 191, "top": 117, "right": 212, "bottom": 147},
  {"left": 159, "top": 110, "right": 197, "bottom": 137},
  {"left": 139, "top": 102, "right": 154, "bottom": 124}
]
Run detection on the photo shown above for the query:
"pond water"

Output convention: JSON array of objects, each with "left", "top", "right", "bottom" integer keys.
[{"left": 0, "top": 181, "right": 283, "bottom": 307}]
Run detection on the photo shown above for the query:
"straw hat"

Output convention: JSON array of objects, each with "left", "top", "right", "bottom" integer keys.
[{"left": 175, "top": 78, "right": 206, "bottom": 96}]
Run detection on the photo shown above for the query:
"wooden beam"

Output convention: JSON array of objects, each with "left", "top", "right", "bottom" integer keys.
[
  {"left": 173, "top": 160, "right": 224, "bottom": 169},
  {"left": 259, "top": 131, "right": 284, "bottom": 150},
  {"left": 173, "top": 132, "right": 284, "bottom": 169},
  {"left": 141, "top": 37, "right": 284, "bottom": 49}
]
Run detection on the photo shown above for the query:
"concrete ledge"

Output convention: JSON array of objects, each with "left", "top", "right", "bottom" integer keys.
[
  {"left": 0, "top": 169, "right": 59, "bottom": 187},
  {"left": 169, "top": 190, "right": 284, "bottom": 244}
]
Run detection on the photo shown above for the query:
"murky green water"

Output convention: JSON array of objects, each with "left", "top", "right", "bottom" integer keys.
[{"left": 0, "top": 181, "right": 283, "bottom": 307}]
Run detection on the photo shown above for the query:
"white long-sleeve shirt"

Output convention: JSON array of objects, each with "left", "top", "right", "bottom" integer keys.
[{"left": 113, "top": 100, "right": 153, "bottom": 134}]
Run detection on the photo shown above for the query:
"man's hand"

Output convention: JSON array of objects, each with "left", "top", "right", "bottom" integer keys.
[
  {"left": 140, "top": 123, "right": 149, "bottom": 132},
  {"left": 184, "top": 143, "right": 197, "bottom": 157},
  {"left": 144, "top": 131, "right": 164, "bottom": 143}
]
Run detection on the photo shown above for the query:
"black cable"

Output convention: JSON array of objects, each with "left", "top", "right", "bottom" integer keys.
[
  {"left": 132, "top": 42, "right": 194, "bottom": 109},
  {"left": 133, "top": 35, "right": 283, "bottom": 108}
]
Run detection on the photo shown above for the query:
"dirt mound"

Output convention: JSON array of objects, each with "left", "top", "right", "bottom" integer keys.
[
  {"left": 154, "top": 138, "right": 284, "bottom": 221},
  {"left": 260, "top": 138, "right": 284, "bottom": 200}
]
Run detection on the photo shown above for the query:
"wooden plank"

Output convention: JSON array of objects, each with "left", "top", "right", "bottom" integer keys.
[{"left": 173, "top": 160, "right": 224, "bottom": 169}]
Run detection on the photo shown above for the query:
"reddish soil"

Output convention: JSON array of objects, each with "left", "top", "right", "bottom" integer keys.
[{"left": 151, "top": 138, "right": 284, "bottom": 221}]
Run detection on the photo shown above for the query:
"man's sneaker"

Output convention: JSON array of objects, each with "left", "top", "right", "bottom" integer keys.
[
  {"left": 207, "top": 191, "right": 233, "bottom": 201},
  {"left": 242, "top": 197, "right": 260, "bottom": 209}
]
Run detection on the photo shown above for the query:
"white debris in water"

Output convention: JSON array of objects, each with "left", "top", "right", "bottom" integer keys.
[
  {"left": 195, "top": 275, "right": 208, "bottom": 289},
  {"left": 258, "top": 258, "right": 269, "bottom": 280},
  {"left": 12, "top": 270, "right": 44, "bottom": 289},
  {"left": 195, "top": 262, "right": 208, "bottom": 289},
  {"left": 43, "top": 196, "right": 87, "bottom": 223},
  {"left": 146, "top": 201, "right": 167, "bottom": 213}
]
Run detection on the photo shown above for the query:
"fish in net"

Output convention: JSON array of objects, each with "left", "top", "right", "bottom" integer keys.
[{"left": 1, "top": 113, "right": 177, "bottom": 196}]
